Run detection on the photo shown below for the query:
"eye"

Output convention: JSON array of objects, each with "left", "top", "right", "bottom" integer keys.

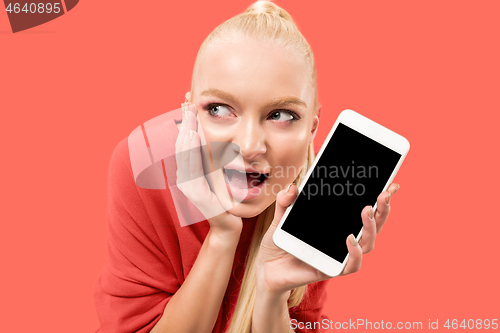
[
  {"left": 268, "top": 110, "right": 299, "bottom": 122},
  {"left": 205, "top": 103, "right": 233, "bottom": 118}
]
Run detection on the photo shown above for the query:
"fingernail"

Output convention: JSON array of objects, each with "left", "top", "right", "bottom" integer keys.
[
  {"left": 181, "top": 102, "right": 188, "bottom": 114},
  {"left": 368, "top": 206, "right": 374, "bottom": 220},
  {"left": 349, "top": 234, "right": 358, "bottom": 247},
  {"left": 393, "top": 183, "right": 400, "bottom": 194},
  {"left": 285, "top": 183, "right": 293, "bottom": 194},
  {"left": 386, "top": 191, "right": 392, "bottom": 205},
  {"left": 190, "top": 130, "right": 194, "bottom": 141}
]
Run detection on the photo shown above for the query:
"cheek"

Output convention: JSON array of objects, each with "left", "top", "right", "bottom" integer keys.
[
  {"left": 271, "top": 125, "right": 310, "bottom": 153},
  {"left": 268, "top": 129, "right": 310, "bottom": 181},
  {"left": 196, "top": 114, "right": 235, "bottom": 146}
]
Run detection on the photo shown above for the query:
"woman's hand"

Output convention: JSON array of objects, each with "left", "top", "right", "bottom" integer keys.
[
  {"left": 175, "top": 103, "right": 243, "bottom": 238},
  {"left": 256, "top": 182, "right": 400, "bottom": 295}
]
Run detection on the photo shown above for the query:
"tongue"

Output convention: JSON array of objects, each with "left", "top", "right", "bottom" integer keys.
[
  {"left": 229, "top": 171, "right": 261, "bottom": 189},
  {"left": 229, "top": 171, "right": 248, "bottom": 189}
]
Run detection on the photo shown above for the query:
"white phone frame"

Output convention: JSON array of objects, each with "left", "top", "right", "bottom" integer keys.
[{"left": 273, "top": 109, "right": 410, "bottom": 277}]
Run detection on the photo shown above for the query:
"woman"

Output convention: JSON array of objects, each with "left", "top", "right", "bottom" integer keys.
[{"left": 93, "top": 1, "right": 399, "bottom": 332}]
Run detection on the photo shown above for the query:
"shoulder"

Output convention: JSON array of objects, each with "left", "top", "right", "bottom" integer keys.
[
  {"left": 109, "top": 136, "right": 130, "bottom": 173},
  {"left": 106, "top": 135, "right": 147, "bottom": 203},
  {"left": 106, "top": 136, "right": 133, "bottom": 191}
]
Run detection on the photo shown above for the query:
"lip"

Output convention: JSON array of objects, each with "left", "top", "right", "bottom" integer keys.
[
  {"left": 223, "top": 168, "right": 268, "bottom": 202},
  {"left": 223, "top": 163, "right": 271, "bottom": 175}
]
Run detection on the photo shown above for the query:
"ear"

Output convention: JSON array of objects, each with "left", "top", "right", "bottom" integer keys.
[
  {"left": 309, "top": 105, "right": 321, "bottom": 143},
  {"left": 309, "top": 115, "right": 320, "bottom": 144},
  {"left": 185, "top": 91, "right": 192, "bottom": 102}
]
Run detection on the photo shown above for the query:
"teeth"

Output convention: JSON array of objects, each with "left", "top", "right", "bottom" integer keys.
[{"left": 226, "top": 168, "right": 269, "bottom": 175}]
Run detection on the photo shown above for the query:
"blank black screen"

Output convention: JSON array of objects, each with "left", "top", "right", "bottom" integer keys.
[{"left": 282, "top": 123, "right": 401, "bottom": 262}]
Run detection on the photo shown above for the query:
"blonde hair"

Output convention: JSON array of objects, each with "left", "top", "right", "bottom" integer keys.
[
  {"left": 191, "top": 0, "right": 319, "bottom": 112},
  {"left": 188, "top": 1, "right": 319, "bottom": 332}
]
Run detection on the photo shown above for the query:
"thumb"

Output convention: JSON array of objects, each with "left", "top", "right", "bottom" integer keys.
[{"left": 271, "top": 183, "right": 299, "bottom": 228}]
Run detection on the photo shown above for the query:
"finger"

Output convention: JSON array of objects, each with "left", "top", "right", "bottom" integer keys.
[
  {"left": 358, "top": 205, "right": 377, "bottom": 254},
  {"left": 175, "top": 103, "right": 189, "bottom": 155},
  {"left": 188, "top": 129, "right": 205, "bottom": 183},
  {"left": 180, "top": 104, "right": 199, "bottom": 176},
  {"left": 374, "top": 183, "right": 400, "bottom": 233},
  {"left": 182, "top": 104, "right": 200, "bottom": 184},
  {"left": 186, "top": 103, "right": 198, "bottom": 133},
  {"left": 271, "top": 183, "right": 299, "bottom": 228},
  {"left": 176, "top": 106, "right": 194, "bottom": 185},
  {"left": 181, "top": 110, "right": 193, "bottom": 173},
  {"left": 341, "top": 234, "right": 363, "bottom": 275},
  {"left": 189, "top": 102, "right": 198, "bottom": 116},
  {"left": 175, "top": 110, "right": 190, "bottom": 184},
  {"left": 186, "top": 129, "right": 214, "bottom": 207}
]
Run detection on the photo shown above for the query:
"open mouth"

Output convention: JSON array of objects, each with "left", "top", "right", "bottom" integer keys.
[{"left": 223, "top": 168, "right": 269, "bottom": 190}]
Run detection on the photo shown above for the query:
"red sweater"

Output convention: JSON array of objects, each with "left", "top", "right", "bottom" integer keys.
[{"left": 93, "top": 116, "right": 329, "bottom": 332}]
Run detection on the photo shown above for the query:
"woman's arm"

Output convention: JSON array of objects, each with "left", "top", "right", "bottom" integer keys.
[
  {"left": 252, "top": 287, "right": 295, "bottom": 333},
  {"left": 150, "top": 228, "right": 241, "bottom": 333}
]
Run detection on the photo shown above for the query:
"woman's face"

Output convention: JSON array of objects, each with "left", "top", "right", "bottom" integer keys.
[{"left": 190, "top": 36, "right": 319, "bottom": 218}]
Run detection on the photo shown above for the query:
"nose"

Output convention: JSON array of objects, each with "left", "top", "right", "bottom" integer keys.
[{"left": 233, "top": 117, "right": 267, "bottom": 160}]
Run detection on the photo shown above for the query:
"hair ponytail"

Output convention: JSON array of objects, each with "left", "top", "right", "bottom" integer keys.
[{"left": 244, "top": 0, "right": 295, "bottom": 23}]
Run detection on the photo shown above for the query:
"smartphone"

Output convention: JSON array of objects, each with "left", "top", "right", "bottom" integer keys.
[{"left": 273, "top": 109, "right": 410, "bottom": 277}]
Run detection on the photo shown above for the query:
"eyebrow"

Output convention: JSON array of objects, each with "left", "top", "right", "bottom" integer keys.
[{"left": 200, "top": 88, "right": 307, "bottom": 108}]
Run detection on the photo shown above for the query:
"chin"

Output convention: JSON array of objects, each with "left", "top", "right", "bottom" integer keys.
[{"left": 226, "top": 199, "right": 275, "bottom": 219}]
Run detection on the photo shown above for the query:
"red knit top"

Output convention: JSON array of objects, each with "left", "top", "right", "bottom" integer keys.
[{"left": 93, "top": 116, "right": 329, "bottom": 332}]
